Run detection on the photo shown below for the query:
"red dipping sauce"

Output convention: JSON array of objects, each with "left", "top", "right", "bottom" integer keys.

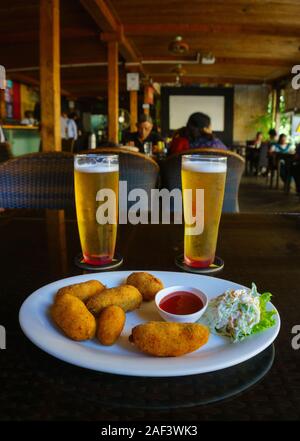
[{"left": 159, "top": 291, "right": 203, "bottom": 315}]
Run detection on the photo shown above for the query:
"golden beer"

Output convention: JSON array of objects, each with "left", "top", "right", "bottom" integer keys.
[
  {"left": 74, "top": 155, "right": 119, "bottom": 265},
  {"left": 182, "top": 156, "right": 227, "bottom": 267}
]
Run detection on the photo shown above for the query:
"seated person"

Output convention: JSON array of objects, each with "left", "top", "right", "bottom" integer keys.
[
  {"left": 268, "top": 128, "right": 278, "bottom": 149},
  {"left": 269, "top": 134, "right": 295, "bottom": 183},
  {"left": 257, "top": 130, "right": 277, "bottom": 175},
  {"left": 246, "top": 131, "right": 264, "bottom": 175},
  {"left": 21, "top": 110, "right": 36, "bottom": 126},
  {"left": 253, "top": 131, "right": 263, "bottom": 149},
  {"left": 123, "top": 114, "right": 161, "bottom": 153},
  {"left": 269, "top": 133, "right": 295, "bottom": 154},
  {"left": 169, "top": 112, "right": 227, "bottom": 155}
]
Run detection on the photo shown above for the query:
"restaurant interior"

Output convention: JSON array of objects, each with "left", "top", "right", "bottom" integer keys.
[
  {"left": 1, "top": 0, "right": 300, "bottom": 213},
  {"left": 1, "top": 0, "right": 300, "bottom": 425}
]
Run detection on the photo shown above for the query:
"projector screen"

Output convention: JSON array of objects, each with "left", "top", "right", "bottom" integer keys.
[{"left": 169, "top": 95, "right": 225, "bottom": 131}]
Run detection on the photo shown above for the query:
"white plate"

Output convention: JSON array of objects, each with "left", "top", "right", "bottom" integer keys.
[{"left": 19, "top": 271, "right": 280, "bottom": 377}]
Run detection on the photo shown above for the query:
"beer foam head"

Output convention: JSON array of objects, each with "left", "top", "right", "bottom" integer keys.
[
  {"left": 182, "top": 160, "right": 227, "bottom": 173},
  {"left": 75, "top": 159, "right": 119, "bottom": 173}
]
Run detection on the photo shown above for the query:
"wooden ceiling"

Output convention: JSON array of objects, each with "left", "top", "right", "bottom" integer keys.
[{"left": 1, "top": 0, "right": 300, "bottom": 97}]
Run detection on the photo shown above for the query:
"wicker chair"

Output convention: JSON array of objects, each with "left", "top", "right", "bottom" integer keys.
[
  {"left": 0, "top": 142, "right": 13, "bottom": 163},
  {"left": 160, "top": 148, "right": 245, "bottom": 213},
  {"left": 0, "top": 152, "right": 74, "bottom": 209},
  {"left": 82, "top": 148, "right": 160, "bottom": 211}
]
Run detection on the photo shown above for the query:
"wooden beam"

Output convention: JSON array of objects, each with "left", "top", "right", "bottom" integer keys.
[
  {"left": 39, "top": 0, "right": 61, "bottom": 152},
  {"left": 140, "top": 56, "right": 294, "bottom": 68},
  {"left": 80, "top": 0, "right": 119, "bottom": 32},
  {"left": 80, "top": 0, "right": 140, "bottom": 62},
  {"left": 152, "top": 75, "right": 265, "bottom": 85},
  {"left": 108, "top": 40, "right": 119, "bottom": 144},
  {"left": 61, "top": 77, "right": 126, "bottom": 85},
  {"left": 100, "top": 28, "right": 141, "bottom": 63},
  {"left": 8, "top": 72, "right": 71, "bottom": 96},
  {"left": 130, "top": 90, "right": 138, "bottom": 132},
  {"left": 124, "top": 23, "right": 300, "bottom": 38}
]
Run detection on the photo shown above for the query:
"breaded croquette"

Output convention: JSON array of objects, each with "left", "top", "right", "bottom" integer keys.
[
  {"left": 129, "top": 321, "right": 209, "bottom": 357},
  {"left": 51, "top": 293, "right": 96, "bottom": 341},
  {"left": 56, "top": 279, "right": 105, "bottom": 303},
  {"left": 126, "top": 272, "right": 164, "bottom": 301},
  {"left": 97, "top": 305, "right": 126, "bottom": 345},
  {"left": 86, "top": 285, "right": 142, "bottom": 316}
]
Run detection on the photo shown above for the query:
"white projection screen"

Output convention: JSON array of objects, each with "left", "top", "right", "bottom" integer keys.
[{"left": 169, "top": 95, "right": 225, "bottom": 131}]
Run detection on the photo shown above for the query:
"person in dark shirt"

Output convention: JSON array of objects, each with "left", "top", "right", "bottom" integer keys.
[
  {"left": 268, "top": 128, "right": 277, "bottom": 148},
  {"left": 169, "top": 112, "right": 227, "bottom": 155},
  {"left": 123, "top": 114, "right": 161, "bottom": 153}
]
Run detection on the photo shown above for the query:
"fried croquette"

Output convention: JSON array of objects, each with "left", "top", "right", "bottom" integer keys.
[
  {"left": 86, "top": 285, "right": 142, "bottom": 315},
  {"left": 56, "top": 279, "right": 105, "bottom": 303},
  {"left": 126, "top": 272, "right": 164, "bottom": 301},
  {"left": 51, "top": 293, "right": 96, "bottom": 341},
  {"left": 129, "top": 321, "right": 209, "bottom": 357},
  {"left": 97, "top": 305, "right": 126, "bottom": 345}
]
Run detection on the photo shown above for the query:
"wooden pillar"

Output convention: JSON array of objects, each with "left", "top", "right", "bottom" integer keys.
[
  {"left": 40, "top": 0, "right": 61, "bottom": 151},
  {"left": 108, "top": 41, "right": 119, "bottom": 144},
  {"left": 130, "top": 90, "right": 138, "bottom": 132}
]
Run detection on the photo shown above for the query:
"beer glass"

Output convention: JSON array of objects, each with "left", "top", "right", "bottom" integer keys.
[
  {"left": 74, "top": 154, "right": 119, "bottom": 266},
  {"left": 181, "top": 155, "right": 227, "bottom": 268}
]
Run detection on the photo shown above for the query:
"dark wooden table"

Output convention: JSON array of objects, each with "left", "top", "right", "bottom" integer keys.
[{"left": 1, "top": 210, "right": 300, "bottom": 421}]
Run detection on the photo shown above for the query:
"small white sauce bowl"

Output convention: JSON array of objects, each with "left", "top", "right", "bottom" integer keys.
[{"left": 155, "top": 285, "right": 208, "bottom": 323}]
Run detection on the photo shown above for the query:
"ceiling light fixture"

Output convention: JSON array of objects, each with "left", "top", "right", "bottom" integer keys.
[
  {"left": 171, "top": 63, "right": 187, "bottom": 76},
  {"left": 201, "top": 53, "right": 216, "bottom": 65},
  {"left": 168, "top": 36, "right": 189, "bottom": 55}
]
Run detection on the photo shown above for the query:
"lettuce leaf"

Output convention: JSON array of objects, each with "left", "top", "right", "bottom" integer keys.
[{"left": 250, "top": 292, "right": 276, "bottom": 335}]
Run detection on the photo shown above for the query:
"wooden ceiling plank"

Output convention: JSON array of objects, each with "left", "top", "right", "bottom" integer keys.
[
  {"left": 124, "top": 23, "right": 300, "bottom": 38},
  {"left": 0, "top": 28, "right": 98, "bottom": 44}
]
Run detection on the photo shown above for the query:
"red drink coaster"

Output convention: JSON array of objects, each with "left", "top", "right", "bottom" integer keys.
[
  {"left": 175, "top": 254, "right": 224, "bottom": 275},
  {"left": 74, "top": 253, "right": 123, "bottom": 271}
]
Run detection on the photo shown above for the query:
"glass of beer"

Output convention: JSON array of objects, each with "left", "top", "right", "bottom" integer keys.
[
  {"left": 74, "top": 154, "right": 119, "bottom": 266},
  {"left": 181, "top": 155, "right": 227, "bottom": 268}
]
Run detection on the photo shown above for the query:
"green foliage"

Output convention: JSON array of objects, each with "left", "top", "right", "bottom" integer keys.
[
  {"left": 249, "top": 90, "right": 291, "bottom": 138},
  {"left": 250, "top": 113, "right": 273, "bottom": 138},
  {"left": 248, "top": 92, "right": 273, "bottom": 138}
]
